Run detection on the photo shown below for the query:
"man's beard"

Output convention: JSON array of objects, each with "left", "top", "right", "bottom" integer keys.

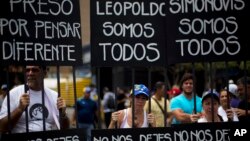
[{"left": 185, "top": 91, "right": 193, "bottom": 95}]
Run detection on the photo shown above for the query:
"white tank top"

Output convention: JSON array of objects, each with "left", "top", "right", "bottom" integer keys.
[{"left": 120, "top": 108, "right": 148, "bottom": 128}]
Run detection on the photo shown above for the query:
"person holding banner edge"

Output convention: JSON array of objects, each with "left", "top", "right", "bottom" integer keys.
[
  {"left": 234, "top": 77, "right": 250, "bottom": 122},
  {"left": 197, "top": 90, "right": 224, "bottom": 122},
  {"left": 109, "top": 84, "right": 156, "bottom": 128},
  {"left": 170, "top": 73, "right": 202, "bottom": 124},
  {"left": 0, "top": 66, "right": 69, "bottom": 133},
  {"left": 144, "top": 81, "right": 171, "bottom": 127},
  {"left": 71, "top": 86, "right": 98, "bottom": 141}
]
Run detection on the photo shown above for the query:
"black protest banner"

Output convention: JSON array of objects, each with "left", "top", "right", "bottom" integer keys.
[
  {"left": 165, "top": 0, "right": 249, "bottom": 65},
  {"left": 1, "top": 128, "right": 86, "bottom": 141},
  {"left": 0, "top": 0, "right": 82, "bottom": 66},
  {"left": 92, "top": 122, "right": 250, "bottom": 141},
  {"left": 91, "top": 0, "right": 166, "bottom": 67}
]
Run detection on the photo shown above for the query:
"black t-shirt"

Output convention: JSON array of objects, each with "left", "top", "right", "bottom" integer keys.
[{"left": 237, "top": 100, "right": 250, "bottom": 122}]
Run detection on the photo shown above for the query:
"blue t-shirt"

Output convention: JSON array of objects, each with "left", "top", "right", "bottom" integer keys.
[
  {"left": 75, "top": 98, "right": 97, "bottom": 124},
  {"left": 170, "top": 93, "right": 202, "bottom": 124}
]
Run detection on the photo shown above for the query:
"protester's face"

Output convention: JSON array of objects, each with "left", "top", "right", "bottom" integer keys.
[
  {"left": 84, "top": 91, "right": 91, "bottom": 98},
  {"left": 237, "top": 83, "right": 250, "bottom": 99},
  {"left": 202, "top": 97, "right": 219, "bottom": 116},
  {"left": 182, "top": 79, "right": 193, "bottom": 94},
  {"left": 219, "top": 90, "right": 230, "bottom": 107},
  {"left": 134, "top": 94, "right": 147, "bottom": 108},
  {"left": 26, "top": 66, "right": 45, "bottom": 90},
  {"left": 159, "top": 85, "right": 165, "bottom": 97},
  {"left": 1, "top": 89, "right": 7, "bottom": 95}
]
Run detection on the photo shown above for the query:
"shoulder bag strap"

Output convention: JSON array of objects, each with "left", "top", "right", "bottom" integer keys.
[{"left": 152, "top": 97, "right": 166, "bottom": 116}]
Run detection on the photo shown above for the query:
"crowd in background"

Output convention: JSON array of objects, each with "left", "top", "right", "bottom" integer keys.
[
  {"left": 0, "top": 70, "right": 250, "bottom": 141},
  {"left": 57, "top": 73, "right": 250, "bottom": 129},
  {"left": 70, "top": 72, "right": 250, "bottom": 133}
]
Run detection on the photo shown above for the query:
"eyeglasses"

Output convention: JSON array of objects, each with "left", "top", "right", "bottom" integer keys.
[{"left": 25, "top": 68, "right": 40, "bottom": 73}]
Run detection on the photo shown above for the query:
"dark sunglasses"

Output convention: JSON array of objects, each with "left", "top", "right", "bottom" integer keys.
[{"left": 25, "top": 68, "right": 40, "bottom": 73}]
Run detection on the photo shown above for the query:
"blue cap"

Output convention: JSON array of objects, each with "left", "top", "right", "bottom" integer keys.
[
  {"left": 133, "top": 84, "right": 149, "bottom": 98},
  {"left": 202, "top": 89, "right": 219, "bottom": 103}
]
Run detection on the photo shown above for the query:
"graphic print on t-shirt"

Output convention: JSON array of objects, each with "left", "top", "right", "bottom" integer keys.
[{"left": 29, "top": 103, "right": 49, "bottom": 120}]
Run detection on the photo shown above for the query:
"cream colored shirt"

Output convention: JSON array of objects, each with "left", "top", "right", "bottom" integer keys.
[{"left": 144, "top": 95, "right": 170, "bottom": 127}]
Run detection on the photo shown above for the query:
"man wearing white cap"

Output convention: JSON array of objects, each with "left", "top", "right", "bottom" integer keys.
[
  {"left": 71, "top": 86, "right": 98, "bottom": 141},
  {"left": 224, "top": 80, "right": 241, "bottom": 108}
]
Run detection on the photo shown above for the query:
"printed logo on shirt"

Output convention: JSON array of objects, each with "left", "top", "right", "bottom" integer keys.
[{"left": 29, "top": 103, "right": 49, "bottom": 120}]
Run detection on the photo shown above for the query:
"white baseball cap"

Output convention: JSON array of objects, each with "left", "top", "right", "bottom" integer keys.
[
  {"left": 1, "top": 84, "right": 7, "bottom": 90},
  {"left": 225, "top": 83, "right": 238, "bottom": 96}
]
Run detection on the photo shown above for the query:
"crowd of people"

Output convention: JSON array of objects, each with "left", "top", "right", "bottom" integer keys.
[
  {"left": 0, "top": 66, "right": 250, "bottom": 141},
  {"left": 102, "top": 72, "right": 250, "bottom": 129},
  {"left": 106, "top": 73, "right": 250, "bottom": 127}
]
